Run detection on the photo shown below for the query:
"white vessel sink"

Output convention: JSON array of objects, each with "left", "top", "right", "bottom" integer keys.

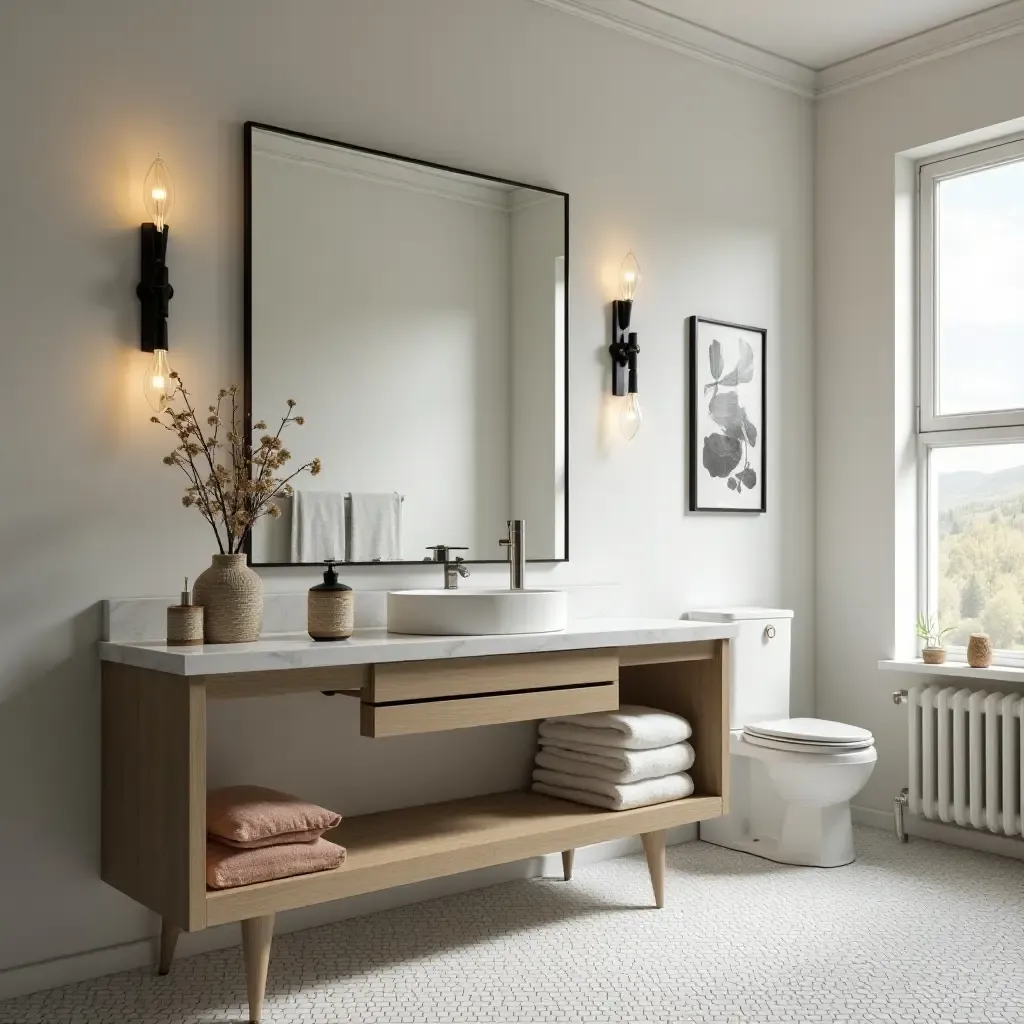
[{"left": 387, "top": 589, "right": 567, "bottom": 636}]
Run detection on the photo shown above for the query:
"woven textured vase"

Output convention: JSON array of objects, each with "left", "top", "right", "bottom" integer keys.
[
  {"left": 192, "top": 554, "right": 263, "bottom": 644},
  {"left": 921, "top": 646, "right": 947, "bottom": 665}
]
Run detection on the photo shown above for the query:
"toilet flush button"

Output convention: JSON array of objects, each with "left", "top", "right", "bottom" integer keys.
[{"left": 764, "top": 625, "right": 776, "bottom": 640}]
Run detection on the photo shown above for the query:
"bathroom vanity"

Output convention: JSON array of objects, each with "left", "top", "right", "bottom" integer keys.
[{"left": 99, "top": 618, "right": 733, "bottom": 1022}]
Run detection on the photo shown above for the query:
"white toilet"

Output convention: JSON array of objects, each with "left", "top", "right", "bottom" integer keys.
[{"left": 689, "top": 608, "right": 876, "bottom": 868}]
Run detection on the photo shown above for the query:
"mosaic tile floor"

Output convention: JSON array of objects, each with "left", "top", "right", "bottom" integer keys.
[{"left": 3, "top": 827, "right": 1022, "bottom": 1023}]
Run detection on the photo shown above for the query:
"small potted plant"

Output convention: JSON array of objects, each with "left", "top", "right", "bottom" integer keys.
[{"left": 916, "top": 614, "right": 954, "bottom": 665}]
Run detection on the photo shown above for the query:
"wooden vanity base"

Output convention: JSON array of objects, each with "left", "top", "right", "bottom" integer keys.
[
  {"left": 101, "top": 638, "right": 730, "bottom": 1023},
  {"left": 641, "top": 830, "right": 667, "bottom": 909},
  {"left": 241, "top": 914, "right": 275, "bottom": 1023},
  {"left": 157, "top": 919, "right": 180, "bottom": 975}
]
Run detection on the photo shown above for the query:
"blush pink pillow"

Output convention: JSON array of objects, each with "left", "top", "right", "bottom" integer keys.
[
  {"left": 207, "top": 785, "right": 341, "bottom": 848},
  {"left": 206, "top": 837, "right": 345, "bottom": 889}
]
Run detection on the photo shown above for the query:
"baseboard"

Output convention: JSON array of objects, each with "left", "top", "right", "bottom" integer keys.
[
  {"left": 850, "top": 805, "right": 895, "bottom": 831},
  {"left": 852, "top": 803, "right": 1024, "bottom": 861},
  {"left": 0, "top": 825, "right": 696, "bottom": 1002}
]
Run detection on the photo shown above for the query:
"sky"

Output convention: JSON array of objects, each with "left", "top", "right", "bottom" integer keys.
[
  {"left": 937, "top": 156, "right": 1024, "bottom": 418},
  {"left": 933, "top": 441, "right": 1024, "bottom": 476}
]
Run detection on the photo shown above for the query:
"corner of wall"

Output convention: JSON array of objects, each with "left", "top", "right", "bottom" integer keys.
[{"left": 893, "top": 154, "right": 918, "bottom": 661}]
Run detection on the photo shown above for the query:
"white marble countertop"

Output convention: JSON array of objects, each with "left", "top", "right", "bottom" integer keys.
[{"left": 98, "top": 618, "right": 737, "bottom": 676}]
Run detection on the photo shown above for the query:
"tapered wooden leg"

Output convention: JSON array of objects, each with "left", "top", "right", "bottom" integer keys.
[
  {"left": 641, "top": 830, "right": 667, "bottom": 908},
  {"left": 561, "top": 849, "right": 574, "bottom": 881},
  {"left": 241, "top": 914, "right": 275, "bottom": 1023},
  {"left": 157, "top": 920, "right": 181, "bottom": 975}
]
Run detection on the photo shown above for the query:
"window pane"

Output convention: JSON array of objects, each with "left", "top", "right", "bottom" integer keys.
[
  {"left": 936, "top": 158, "right": 1024, "bottom": 416},
  {"left": 933, "top": 443, "right": 1024, "bottom": 650}
]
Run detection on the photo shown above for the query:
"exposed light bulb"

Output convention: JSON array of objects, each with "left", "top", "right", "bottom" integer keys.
[
  {"left": 143, "top": 156, "right": 173, "bottom": 232},
  {"left": 620, "top": 392, "right": 642, "bottom": 440},
  {"left": 619, "top": 251, "right": 641, "bottom": 302},
  {"left": 143, "top": 348, "right": 174, "bottom": 413}
]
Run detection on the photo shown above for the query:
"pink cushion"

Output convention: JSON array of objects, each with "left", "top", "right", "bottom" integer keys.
[
  {"left": 206, "top": 837, "right": 345, "bottom": 890},
  {"left": 207, "top": 786, "right": 341, "bottom": 846},
  {"left": 215, "top": 828, "right": 326, "bottom": 850}
]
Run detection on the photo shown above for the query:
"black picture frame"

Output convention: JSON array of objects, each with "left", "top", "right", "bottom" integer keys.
[
  {"left": 688, "top": 316, "right": 767, "bottom": 514},
  {"left": 242, "top": 121, "right": 571, "bottom": 567}
]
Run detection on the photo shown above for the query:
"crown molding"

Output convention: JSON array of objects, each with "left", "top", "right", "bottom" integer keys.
[
  {"left": 816, "top": 0, "right": 1024, "bottom": 97},
  {"left": 528, "top": 0, "right": 816, "bottom": 98},
  {"left": 529, "top": 0, "right": 1024, "bottom": 101}
]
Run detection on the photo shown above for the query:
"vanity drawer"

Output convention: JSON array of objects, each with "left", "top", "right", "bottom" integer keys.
[
  {"left": 361, "top": 680, "right": 619, "bottom": 738},
  {"left": 368, "top": 650, "right": 618, "bottom": 703}
]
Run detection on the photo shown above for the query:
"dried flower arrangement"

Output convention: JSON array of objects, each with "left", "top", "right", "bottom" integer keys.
[{"left": 151, "top": 373, "right": 321, "bottom": 554}]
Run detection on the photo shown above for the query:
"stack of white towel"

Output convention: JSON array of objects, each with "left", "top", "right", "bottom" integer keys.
[{"left": 531, "top": 705, "right": 695, "bottom": 811}]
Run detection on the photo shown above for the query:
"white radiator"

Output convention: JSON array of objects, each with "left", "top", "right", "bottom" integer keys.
[{"left": 903, "top": 685, "right": 1023, "bottom": 837}]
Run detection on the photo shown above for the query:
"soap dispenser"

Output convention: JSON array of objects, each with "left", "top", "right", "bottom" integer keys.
[
  {"left": 307, "top": 560, "right": 354, "bottom": 641},
  {"left": 167, "top": 578, "right": 204, "bottom": 646}
]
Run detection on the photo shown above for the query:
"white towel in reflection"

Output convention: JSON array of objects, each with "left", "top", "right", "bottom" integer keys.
[
  {"left": 532, "top": 771, "right": 694, "bottom": 811},
  {"left": 290, "top": 490, "right": 346, "bottom": 563},
  {"left": 348, "top": 492, "right": 402, "bottom": 561}
]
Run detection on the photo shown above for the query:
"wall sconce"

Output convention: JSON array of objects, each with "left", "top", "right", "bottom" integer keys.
[
  {"left": 610, "top": 251, "right": 642, "bottom": 440},
  {"left": 137, "top": 156, "right": 175, "bottom": 413}
]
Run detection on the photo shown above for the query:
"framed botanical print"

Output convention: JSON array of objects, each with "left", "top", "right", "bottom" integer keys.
[{"left": 688, "top": 316, "right": 766, "bottom": 513}]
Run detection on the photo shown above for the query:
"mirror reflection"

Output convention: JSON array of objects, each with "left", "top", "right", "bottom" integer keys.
[{"left": 246, "top": 125, "right": 568, "bottom": 566}]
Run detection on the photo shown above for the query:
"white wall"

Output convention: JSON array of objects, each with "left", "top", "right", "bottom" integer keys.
[
  {"left": 815, "top": 33, "right": 1024, "bottom": 818},
  {"left": 0, "top": 0, "right": 813, "bottom": 983}
]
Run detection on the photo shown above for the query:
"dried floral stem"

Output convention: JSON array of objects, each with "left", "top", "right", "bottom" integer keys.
[
  {"left": 152, "top": 376, "right": 321, "bottom": 554},
  {"left": 178, "top": 384, "right": 233, "bottom": 548},
  {"left": 152, "top": 416, "right": 226, "bottom": 552}
]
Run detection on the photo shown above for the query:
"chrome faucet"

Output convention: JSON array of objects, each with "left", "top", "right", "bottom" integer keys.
[
  {"left": 425, "top": 545, "right": 471, "bottom": 590},
  {"left": 499, "top": 519, "right": 526, "bottom": 591}
]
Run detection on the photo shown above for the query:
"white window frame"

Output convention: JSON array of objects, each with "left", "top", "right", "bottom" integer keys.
[{"left": 918, "top": 136, "right": 1024, "bottom": 665}]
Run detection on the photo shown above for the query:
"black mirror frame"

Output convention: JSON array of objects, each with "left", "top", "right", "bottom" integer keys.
[{"left": 242, "top": 121, "right": 570, "bottom": 568}]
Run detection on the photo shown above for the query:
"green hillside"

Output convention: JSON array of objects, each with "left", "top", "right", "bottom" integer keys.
[{"left": 937, "top": 470, "right": 1024, "bottom": 649}]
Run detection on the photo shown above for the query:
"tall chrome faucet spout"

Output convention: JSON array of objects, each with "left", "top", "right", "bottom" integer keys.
[{"left": 499, "top": 519, "right": 526, "bottom": 591}]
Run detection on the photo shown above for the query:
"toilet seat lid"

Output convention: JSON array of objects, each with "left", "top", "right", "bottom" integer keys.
[{"left": 744, "top": 717, "right": 873, "bottom": 749}]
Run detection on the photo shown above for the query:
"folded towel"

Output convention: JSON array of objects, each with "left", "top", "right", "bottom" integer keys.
[
  {"left": 538, "top": 705, "right": 691, "bottom": 751},
  {"left": 348, "top": 492, "right": 402, "bottom": 561},
  {"left": 532, "top": 771, "right": 694, "bottom": 811},
  {"left": 207, "top": 786, "right": 342, "bottom": 848},
  {"left": 536, "top": 742, "right": 694, "bottom": 784},
  {"left": 290, "top": 490, "right": 346, "bottom": 563},
  {"left": 206, "top": 837, "right": 345, "bottom": 889}
]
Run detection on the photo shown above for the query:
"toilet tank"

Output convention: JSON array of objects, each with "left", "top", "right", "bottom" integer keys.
[{"left": 687, "top": 608, "right": 795, "bottom": 729}]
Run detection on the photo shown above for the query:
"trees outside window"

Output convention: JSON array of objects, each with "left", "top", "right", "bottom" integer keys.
[{"left": 919, "top": 138, "right": 1024, "bottom": 664}]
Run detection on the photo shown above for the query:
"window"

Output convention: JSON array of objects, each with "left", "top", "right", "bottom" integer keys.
[{"left": 919, "top": 138, "right": 1024, "bottom": 662}]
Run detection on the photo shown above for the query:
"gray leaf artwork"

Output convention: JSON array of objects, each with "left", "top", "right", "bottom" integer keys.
[{"left": 702, "top": 337, "right": 757, "bottom": 494}]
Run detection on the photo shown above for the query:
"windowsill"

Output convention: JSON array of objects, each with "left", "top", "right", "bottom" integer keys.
[{"left": 879, "top": 659, "right": 1024, "bottom": 683}]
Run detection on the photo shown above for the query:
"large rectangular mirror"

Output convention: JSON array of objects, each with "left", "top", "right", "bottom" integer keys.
[{"left": 245, "top": 123, "right": 568, "bottom": 567}]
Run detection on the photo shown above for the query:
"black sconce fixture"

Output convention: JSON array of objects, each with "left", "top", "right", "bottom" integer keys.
[
  {"left": 137, "top": 156, "right": 175, "bottom": 413},
  {"left": 610, "top": 251, "right": 642, "bottom": 439}
]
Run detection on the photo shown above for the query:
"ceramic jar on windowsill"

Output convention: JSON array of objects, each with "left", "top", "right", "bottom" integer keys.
[{"left": 967, "top": 633, "right": 992, "bottom": 669}]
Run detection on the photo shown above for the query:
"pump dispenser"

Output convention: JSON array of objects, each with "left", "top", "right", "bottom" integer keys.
[
  {"left": 167, "top": 577, "right": 204, "bottom": 646},
  {"left": 308, "top": 560, "right": 354, "bottom": 641}
]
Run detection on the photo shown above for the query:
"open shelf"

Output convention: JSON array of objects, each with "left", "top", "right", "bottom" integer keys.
[{"left": 205, "top": 790, "right": 722, "bottom": 926}]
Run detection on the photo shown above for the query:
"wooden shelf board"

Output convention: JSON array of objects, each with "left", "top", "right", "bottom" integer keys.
[{"left": 205, "top": 790, "right": 722, "bottom": 926}]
